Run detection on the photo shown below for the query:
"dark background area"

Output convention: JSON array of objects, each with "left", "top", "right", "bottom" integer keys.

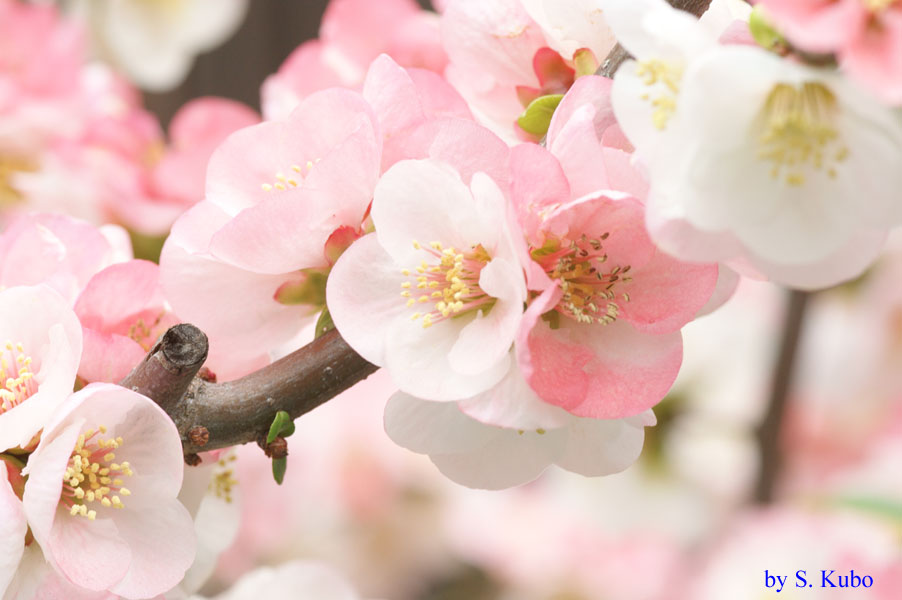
[{"left": 143, "top": 0, "right": 434, "bottom": 126}]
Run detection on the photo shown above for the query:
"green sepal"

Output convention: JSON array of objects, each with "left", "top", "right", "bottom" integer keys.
[
  {"left": 266, "top": 410, "right": 295, "bottom": 445},
  {"left": 315, "top": 308, "right": 335, "bottom": 339},
  {"left": 749, "top": 7, "right": 785, "bottom": 53},
  {"left": 272, "top": 457, "right": 287, "bottom": 485},
  {"left": 517, "top": 94, "right": 564, "bottom": 137}
]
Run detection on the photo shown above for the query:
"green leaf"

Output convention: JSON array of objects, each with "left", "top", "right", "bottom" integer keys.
[
  {"left": 517, "top": 94, "right": 564, "bottom": 137},
  {"left": 749, "top": 7, "right": 785, "bottom": 52},
  {"left": 272, "top": 457, "right": 287, "bottom": 485},
  {"left": 315, "top": 308, "right": 335, "bottom": 339},
  {"left": 266, "top": 410, "right": 295, "bottom": 444}
]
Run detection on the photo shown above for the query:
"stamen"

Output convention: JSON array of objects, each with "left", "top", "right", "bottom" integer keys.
[
  {"left": 531, "top": 234, "right": 632, "bottom": 325},
  {"left": 400, "top": 241, "right": 494, "bottom": 328},
  {"left": 635, "top": 59, "right": 683, "bottom": 130},
  {"left": 757, "top": 82, "right": 847, "bottom": 187},
  {"left": 60, "top": 426, "right": 133, "bottom": 519},
  {"left": 0, "top": 341, "right": 37, "bottom": 415}
]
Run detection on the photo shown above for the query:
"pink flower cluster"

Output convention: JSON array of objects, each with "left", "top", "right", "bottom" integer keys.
[
  {"left": 0, "top": 0, "right": 258, "bottom": 235},
  {"left": 0, "top": 215, "right": 200, "bottom": 597}
]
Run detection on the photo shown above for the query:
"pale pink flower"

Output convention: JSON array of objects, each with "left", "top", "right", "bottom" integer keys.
[
  {"left": 361, "top": 55, "right": 472, "bottom": 170},
  {"left": 171, "top": 451, "right": 241, "bottom": 597},
  {"left": 161, "top": 89, "right": 380, "bottom": 378},
  {"left": 0, "top": 286, "right": 82, "bottom": 454},
  {"left": 384, "top": 362, "right": 654, "bottom": 489},
  {"left": 0, "top": 461, "right": 26, "bottom": 598},
  {"left": 0, "top": 213, "right": 131, "bottom": 303},
  {"left": 74, "top": 260, "right": 177, "bottom": 384},
  {"left": 22, "top": 383, "right": 195, "bottom": 598},
  {"left": 687, "top": 508, "right": 902, "bottom": 599},
  {"left": 197, "top": 562, "right": 360, "bottom": 600},
  {"left": 440, "top": 0, "right": 615, "bottom": 140},
  {"left": 758, "top": 0, "right": 902, "bottom": 103},
  {"left": 517, "top": 191, "right": 717, "bottom": 419},
  {"left": 327, "top": 158, "right": 527, "bottom": 401},
  {"left": 151, "top": 97, "right": 260, "bottom": 211},
  {"left": 261, "top": 0, "right": 446, "bottom": 120},
  {"left": 0, "top": 0, "right": 85, "bottom": 154}
]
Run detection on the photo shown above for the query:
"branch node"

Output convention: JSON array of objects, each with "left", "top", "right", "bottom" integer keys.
[{"left": 187, "top": 426, "right": 210, "bottom": 447}]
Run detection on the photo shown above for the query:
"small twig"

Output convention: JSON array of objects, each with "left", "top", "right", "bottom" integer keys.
[
  {"left": 121, "top": 327, "right": 377, "bottom": 455},
  {"left": 753, "top": 290, "right": 811, "bottom": 503},
  {"left": 120, "top": 324, "right": 208, "bottom": 415}
]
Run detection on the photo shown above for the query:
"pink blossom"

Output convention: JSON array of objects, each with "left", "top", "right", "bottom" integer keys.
[
  {"left": 758, "top": 0, "right": 902, "bottom": 103},
  {"left": 441, "top": 0, "right": 612, "bottom": 140},
  {"left": 361, "top": 55, "right": 472, "bottom": 170},
  {"left": 0, "top": 213, "right": 131, "bottom": 303},
  {"left": 0, "top": 460, "right": 26, "bottom": 597},
  {"left": 151, "top": 98, "right": 259, "bottom": 210},
  {"left": 261, "top": 0, "right": 446, "bottom": 120},
  {"left": 384, "top": 363, "right": 653, "bottom": 489},
  {"left": 161, "top": 89, "right": 380, "bottom": 378},
  {"left": 0, "top": 0, "right": 84, "bottom": 153},
  {"left": 516, "top": 192, "right": 717, "bottom": 419},
  {"left": 0, "top": 286, "right": 82, "bottom": 454},
  {"left": 74, "top": 260, "right": 177, "bottom": 384},
  {"left": 22, "top": 383, "right": 195, "bottom": 598},
  {"left": 327, "top": 157, "right": 527, "bottom": 401}
]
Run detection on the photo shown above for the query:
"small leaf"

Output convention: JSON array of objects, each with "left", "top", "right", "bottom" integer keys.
[
  {"left": 749, "top": 7, "right": 785, "bottom": 52},
  {"left": 315, "top": 308, "right": 335, "bottom": 339},
  {"left": 517, "top": 94, "right": 564, "bottom": 137},
  {"left": 267, "top": 410, "right": 295, "bottom": 444},
  {"left": 272, "top": 458, "right": 287, "bottom": 485}
]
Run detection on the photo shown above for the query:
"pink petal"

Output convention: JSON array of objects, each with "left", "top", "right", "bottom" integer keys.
[
  {"left": 77, "top": 329, "right": 147, "bottom": 384},
  {"left": 519, "top": 317, "right": 682, "bottom": 419},
  {"left": 0, "top": 462, "right": 26, "bottom": 595},
  {"left": 618, "top": 250, "right": 719, "bottom": 334},
  {"left": 326, "top": 234, "right": 412, "bottom": 366}
]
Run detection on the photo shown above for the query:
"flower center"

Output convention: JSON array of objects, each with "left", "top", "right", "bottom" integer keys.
[
  {"left": 531, "top": 234, "right": 632, "bottom": 325},
  {"left": 401, "top": 240, "right": 494, "bottom": 329},
  {"left": 60, "top": 426, "right": 132, "bottom": 521},
  {"left": 128, "top": 313, "right": 165, "bottom": 352},
  {"left": 757, "top": 82, "right": 848, "bottom": 187},
  {"left": 260, "top": 160, "right": 320, "bottom": 192},
  {"left": 0, "top": 341, "right": 36, "bottom": 416},
  {"left": 209, "top": 452, "right": 238, "bottom": 503},
  {"left": 636, "top": 59, "right": 683, "bottom": 131}
]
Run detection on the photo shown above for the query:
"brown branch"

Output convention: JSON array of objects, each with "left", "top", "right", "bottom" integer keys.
[
  {"left": 753, "top": 290, "right": 811, "bottom": 504},
  {"left": 121, "top": 326, "right": 377, "bottom": 455}
]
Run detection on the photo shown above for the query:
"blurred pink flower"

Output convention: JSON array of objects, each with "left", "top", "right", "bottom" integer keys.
[
  {"left": 22, "top": 383, "right": 195, "bottom": 598},
  {"left": 261, "top": 0, "right": 446, "bottom": 120},
  {"left": 0, "top": 213, "right": 131, "bottom": 302},
  {"left": 758, "top": 0, "right": 902, "bottom": 103}
]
